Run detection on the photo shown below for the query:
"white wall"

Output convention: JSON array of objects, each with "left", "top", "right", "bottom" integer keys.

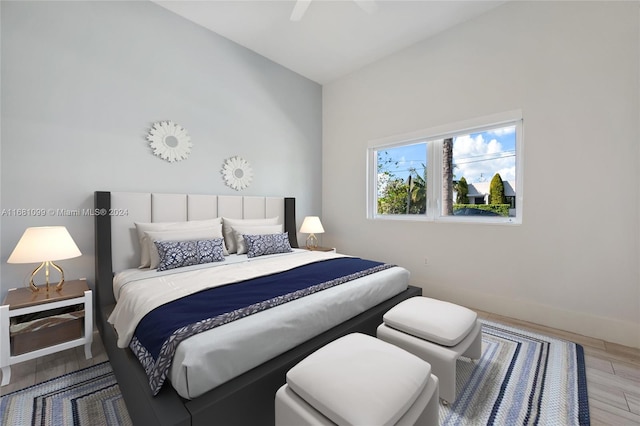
[
  {"left": 0, "top": 1, "right": 322, "bottom": 297},
  {"left": 323, "top": 1, "right": 640, "bottom": 348}
]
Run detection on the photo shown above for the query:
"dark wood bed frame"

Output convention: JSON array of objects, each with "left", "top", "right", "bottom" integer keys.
[{"left": 94, "top": 191, "right": 422, "bottom": 426}]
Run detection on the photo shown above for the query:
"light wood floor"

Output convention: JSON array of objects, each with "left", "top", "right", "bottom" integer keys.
[{"left": 1, "top": 315, "right": 639, "bottom": 425}]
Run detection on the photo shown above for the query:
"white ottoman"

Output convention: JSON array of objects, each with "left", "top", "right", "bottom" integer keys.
[
  {"left": 377, "top": 297, "right": 482, "bottom": 403},
  {"left": 275, "top": 333, "right": 439, "bottom": 426}
]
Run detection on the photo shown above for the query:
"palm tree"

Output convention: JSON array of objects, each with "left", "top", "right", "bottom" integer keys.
[
  {"left": 407, "top": 167, "right": 426, "bottom": 214},
  {"left": 442, "top": 138, "right": 454, "bottom": 215}
]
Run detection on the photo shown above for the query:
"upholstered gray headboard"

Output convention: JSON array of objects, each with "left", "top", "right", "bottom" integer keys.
[
  {"left": 94, "top": 192, "right": 298, "bottom": 307},
  {"left": 109, "top": 192, "right": 290, "bottom": 272}
]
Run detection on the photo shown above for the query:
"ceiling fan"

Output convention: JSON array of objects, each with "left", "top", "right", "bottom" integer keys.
[{"left": 290, "top": 0, "right": 378, "bottom": 22}]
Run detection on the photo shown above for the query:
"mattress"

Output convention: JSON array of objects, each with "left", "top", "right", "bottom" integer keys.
[{"left": 109, "top": 250, "right": 409, "bottom": 399}]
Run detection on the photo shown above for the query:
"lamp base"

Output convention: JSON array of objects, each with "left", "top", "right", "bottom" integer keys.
[
  {"left": 28, "top": 261, "right": 65, "bottom": 292},
  {"left": 305, "top": 233, "right": 318, "bottom": 250}
]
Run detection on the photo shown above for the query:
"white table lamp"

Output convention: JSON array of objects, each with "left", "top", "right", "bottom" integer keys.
[
  {"left": 300, "top": 216, "right": 325, "bottom": 250},
  {"left": 7, "top": 226, "right": 81, "bottom": 292}
]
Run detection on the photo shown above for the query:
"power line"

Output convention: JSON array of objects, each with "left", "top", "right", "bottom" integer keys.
[
  {"left": 454, "top": 150, "right": 515, "bottom": 161},
  {"left": 455, "top": 153, "right": 515, "bottom": 165},
  {"left": 380, "top": 153, "right": 515, "bottom": 174},
  {"left": 379, "top": 150, "right": 516, "bottom": 166}
]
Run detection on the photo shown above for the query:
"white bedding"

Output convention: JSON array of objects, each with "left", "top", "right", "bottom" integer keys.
[
  {"left": 108, "top": 249, "right": 409, "bottom": 399},
  {"left": 109, "top": 249, "right": 342, "bottom": 347}
]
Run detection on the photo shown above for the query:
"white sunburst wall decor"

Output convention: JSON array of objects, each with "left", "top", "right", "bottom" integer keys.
[
  {"left": 147, "top": 121, "right": 192, "bottom": 163},
  {"left": 222, "top": 156, "right": 253, "bottom": 191}
]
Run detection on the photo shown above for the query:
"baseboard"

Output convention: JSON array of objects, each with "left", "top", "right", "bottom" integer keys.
[{"left": 421, "top": 286, "right": 640, "bottom": 349}]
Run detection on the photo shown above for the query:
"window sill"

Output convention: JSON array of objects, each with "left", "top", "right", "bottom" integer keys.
[{"left": 369, "top": 214, "right": 521, "bottom": 225}]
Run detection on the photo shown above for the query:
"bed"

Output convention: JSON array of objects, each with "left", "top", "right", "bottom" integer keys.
[{"left": 94, "top": 191, "right": 422, "bottom": 426}]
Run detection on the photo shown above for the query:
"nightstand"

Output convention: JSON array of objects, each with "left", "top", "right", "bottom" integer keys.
[
  {"left": 0, "top": 279, "right": 93, "bottom": 386},
  {"left": 305, "top": 246, "right": 336, "bottom": 253}
]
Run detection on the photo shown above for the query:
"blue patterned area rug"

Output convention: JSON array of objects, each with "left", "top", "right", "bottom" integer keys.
[
  {"left": 0, "top": 321, "right": 589, "bottom": 426},
  {"left": 440, "top": 320, "right": 590, "bottom": 425},
  {"left": 0, "top": 362, "right": 131, "bottom": 426}
]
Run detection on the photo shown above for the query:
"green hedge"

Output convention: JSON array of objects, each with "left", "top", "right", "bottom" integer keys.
[{"left": 453, "top": 204, "right": 510, "bottom": 217}]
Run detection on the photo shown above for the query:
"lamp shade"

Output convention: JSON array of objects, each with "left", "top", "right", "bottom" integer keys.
[
  {"left": 299, "top": 216, "right": 325, "bottom": 234},
  {"left": 8, "top": 226, "right": 81, "bottom": 264}
]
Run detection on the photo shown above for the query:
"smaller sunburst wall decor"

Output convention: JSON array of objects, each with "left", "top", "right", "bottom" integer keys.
[
  {"left": 222, "top": 156, "right": 253, "bottom": 191},
  {"left": 147, "top": 121, "right": 192, "bottom": 163}
]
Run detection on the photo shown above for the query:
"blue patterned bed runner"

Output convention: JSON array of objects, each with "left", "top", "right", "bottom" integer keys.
[{"left": 129, "top": 257, "right": 394, "bottom": 395}]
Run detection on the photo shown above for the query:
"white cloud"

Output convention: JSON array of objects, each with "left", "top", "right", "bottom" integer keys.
[
  {"left": 485, "top": 125, "right": 516, "bottom": 137},
  {"left": 452, "top": 133, "right": 515, "bottom": 183}
]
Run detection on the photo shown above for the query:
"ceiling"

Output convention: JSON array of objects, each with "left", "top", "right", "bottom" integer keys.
[{"left": 154, "top": 0, "right": 506, "bottom": 85}]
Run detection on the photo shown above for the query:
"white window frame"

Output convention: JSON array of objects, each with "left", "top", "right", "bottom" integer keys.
[{"left": 367, "top": 110, "right": 524, "bottom": 224}]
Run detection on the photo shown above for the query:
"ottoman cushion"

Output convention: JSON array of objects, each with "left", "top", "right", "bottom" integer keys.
[
  {"left": 286, "top": 333, "right": 431, "bottom": 426},
  {"left": 383, "top": 297, "right": 477, "bottom": 347}
]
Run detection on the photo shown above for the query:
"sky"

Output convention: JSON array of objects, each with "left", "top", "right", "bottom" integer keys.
[{"left": 378, "top": 125, "right": 516, "bottom": 184}]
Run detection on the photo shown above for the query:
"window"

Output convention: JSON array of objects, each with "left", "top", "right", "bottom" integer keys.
[{"left": 367, "top": 111, "right": 523, "bottom": 224}]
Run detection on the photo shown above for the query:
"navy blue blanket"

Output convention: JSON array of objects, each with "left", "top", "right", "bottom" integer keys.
[{"left": 129, "top": 257, "right": 394, "bottom": 394}]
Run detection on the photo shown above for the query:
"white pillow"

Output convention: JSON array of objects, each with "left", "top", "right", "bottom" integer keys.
[
  {"left": 232, "top": 224, "right": 283, "bottom": 255},
  {"left": 222, "top": 217, "right": 279, "bottom": 254},
  {"left": 135, "top": 218, "right": 221, "bottom": 268},
  {"left": 144, "top": 225, "right": 225, "bottom": 269}
]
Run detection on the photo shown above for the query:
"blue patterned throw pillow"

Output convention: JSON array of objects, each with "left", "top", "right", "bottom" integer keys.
[
  {"left": 244, "top": 233, "right": 292, "bottom": 258},
  {"left": 155, "top": 238, "right": 225, "bottom": 271}
]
